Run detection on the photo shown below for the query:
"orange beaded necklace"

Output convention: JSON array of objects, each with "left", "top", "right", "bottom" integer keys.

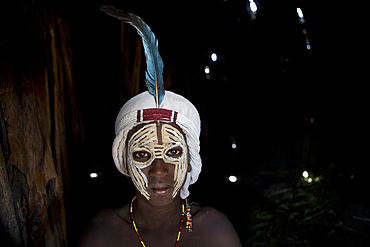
[{"left": 130, "top": 196, "right": 185, "bottom": 247}]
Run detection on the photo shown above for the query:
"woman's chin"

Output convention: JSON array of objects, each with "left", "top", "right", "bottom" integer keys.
[{"left": 146, "top": 188, "right": 178, "bottom": 206}]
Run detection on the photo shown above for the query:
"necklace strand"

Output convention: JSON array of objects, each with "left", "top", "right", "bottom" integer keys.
[{"left": 130, "top": 196, "right": 184, "bottom": 247}]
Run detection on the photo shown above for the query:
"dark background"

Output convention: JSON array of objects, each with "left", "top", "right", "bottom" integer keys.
[{"left": 36, "top": 0, "right": 368, "bottom": 245}]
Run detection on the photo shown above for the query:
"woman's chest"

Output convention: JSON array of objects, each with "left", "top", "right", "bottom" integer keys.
[{"left": 109, "top": 226, "right": 207, "bottom": 247}]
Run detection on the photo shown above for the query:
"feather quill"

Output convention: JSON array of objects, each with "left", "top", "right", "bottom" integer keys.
[{"left": 100, "top": 5, "right": 165, "bottom": 107}]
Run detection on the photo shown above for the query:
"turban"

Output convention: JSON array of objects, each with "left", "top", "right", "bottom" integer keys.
[{"left": 112, "top": 91, "right": 201, "bottom": 199}]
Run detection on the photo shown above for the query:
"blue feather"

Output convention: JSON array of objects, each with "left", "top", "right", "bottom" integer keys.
[{"left": 100, "top": 5, "right": 165, "bottom": 107}]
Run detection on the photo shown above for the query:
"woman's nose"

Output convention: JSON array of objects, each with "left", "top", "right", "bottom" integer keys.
[{"left": 149, "top": 159, "right": 169, "bottom": 177}]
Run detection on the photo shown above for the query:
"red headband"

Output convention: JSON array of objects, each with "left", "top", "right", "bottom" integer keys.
[{"left": 137, "top": 108, "right": 178, "bottom": 123}]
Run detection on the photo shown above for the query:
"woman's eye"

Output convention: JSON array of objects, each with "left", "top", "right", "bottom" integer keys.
[
  {"left": 133, "top": 151, "right": 151, "bottom": 161},
  {"left": 166, "top": 148, "right": 182, "bottom": 156},
  {"left": 136, "top": 152, "right": 147, "bottom": 158}
]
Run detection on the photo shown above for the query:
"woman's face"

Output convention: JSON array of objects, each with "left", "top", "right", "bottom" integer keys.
[{"left": 126, "top": 121, "right": 188, "bottom": 205}]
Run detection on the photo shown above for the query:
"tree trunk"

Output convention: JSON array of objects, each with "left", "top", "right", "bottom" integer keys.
[{"left": 0, "top": 2, "right": 83, "bottom": 246}]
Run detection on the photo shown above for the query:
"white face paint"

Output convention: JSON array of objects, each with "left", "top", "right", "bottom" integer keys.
[{"left": 127, "top": 123, "right": 188, "bottom": 200}]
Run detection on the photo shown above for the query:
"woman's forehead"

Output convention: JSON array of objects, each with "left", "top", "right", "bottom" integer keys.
[{"left": 127, "top": 121, "right": 186, "bottom": 141}]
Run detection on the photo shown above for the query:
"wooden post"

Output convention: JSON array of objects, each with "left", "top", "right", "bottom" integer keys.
[
  {"left": 0, "top": 133, "right": 22, "bottom": 247},
  {"left": 0, "top": 2, "right": 83, "bottom": 246}
]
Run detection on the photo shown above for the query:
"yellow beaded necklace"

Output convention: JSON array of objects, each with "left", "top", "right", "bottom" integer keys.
[{"left": 130, "top": 196, "right": 185, "bottom": 247}]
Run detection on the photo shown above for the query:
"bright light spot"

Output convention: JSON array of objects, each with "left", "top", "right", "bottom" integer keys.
[
  {"left": 231, "top": 143, "right": 236, "bottom": 149},
  {"left": 297, "top": 8, "right": 304, "bottom": 18},
  {"left": 211, "top": 53, "right": 217, "bottom": 62},
  {"left": 205, "top": 66, "right": 210, "bottom": 74},
  {"left": 249, "top": 0, "right": 257, "bottom": 13},
  {"left": 229, "top": 175, "right": 237, "bottom": 182},
  {"left": 302, "top": 171, "right": 309, "bottom": 178},
  {"left": 90, "top": 173, "right": 98, "bottom": 178},
  {"left": 314, "top": 177, "right": 320, "bottom": 182},
  {"left": 307, "top": 177, "right": 313, "bottom": 183},
  {"left": 306, "top": 44, "right": 311, "bottom": 50}
]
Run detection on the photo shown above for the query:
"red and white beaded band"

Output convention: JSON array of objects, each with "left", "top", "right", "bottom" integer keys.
[{"left": 137, "top": 108, "right": 178, "bottom": 123}]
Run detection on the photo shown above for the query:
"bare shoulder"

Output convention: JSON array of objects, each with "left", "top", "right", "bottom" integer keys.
[
  {"left": 192, "top": 206, "right": 242, "bottom": 247},
  {"left": 193, "top": 206, "right": 236, "bottom": 230},
  {"left": 78, "top": 204, "right": 132, "bottom": 247}
]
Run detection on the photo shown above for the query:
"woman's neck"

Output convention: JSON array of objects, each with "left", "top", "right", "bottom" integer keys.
[{"left": 132, "top": 195, "right": 183, "bottom": 231}]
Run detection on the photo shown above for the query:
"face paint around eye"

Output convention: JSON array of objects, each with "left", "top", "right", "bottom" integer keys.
[
  {"left": 127, "top": 124, "right": 157, "bottom": 200},
  {"left": 161, "top": 125, "right": 188, "bottom": 198},
  {"left": 127, "top": 122, "right": 188, "bottom": 200}
]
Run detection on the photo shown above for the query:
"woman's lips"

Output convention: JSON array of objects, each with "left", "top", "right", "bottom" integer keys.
[{"left": 149, "top": 185, "right": 172, "bottom": 195}]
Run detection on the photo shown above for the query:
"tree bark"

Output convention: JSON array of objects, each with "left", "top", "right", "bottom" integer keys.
[
  {"left": 0, "top": 2, "right": 83, "bottom": 246},
  {"left": 0, "top": 130, "right": 22, "bottom": 247}
]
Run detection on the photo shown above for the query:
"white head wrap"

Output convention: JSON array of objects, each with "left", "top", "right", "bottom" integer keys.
[{"left": 112, "top": 90, "right": 201, "bottom": 199}]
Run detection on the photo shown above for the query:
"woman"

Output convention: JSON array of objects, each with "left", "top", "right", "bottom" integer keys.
[{"left": 79, "top": 6, "right": 242, "bottom": 247}]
